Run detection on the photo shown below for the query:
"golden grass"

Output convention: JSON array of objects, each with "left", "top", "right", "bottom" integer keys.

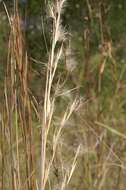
[{"left": 1, "top": 1, "right": 126, "bottom": 190}]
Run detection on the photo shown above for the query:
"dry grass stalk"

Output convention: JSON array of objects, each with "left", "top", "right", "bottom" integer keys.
[
  {"left": 1, "top": 1, "right": 35, "bottom": 190},
  {"left": 40, "top": 0, "right": 80, "bottom": 190}
]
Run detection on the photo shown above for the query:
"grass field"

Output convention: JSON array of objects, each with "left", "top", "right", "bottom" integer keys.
[{"left": 1, "top": 0, "right": 126, "bottom": 190}]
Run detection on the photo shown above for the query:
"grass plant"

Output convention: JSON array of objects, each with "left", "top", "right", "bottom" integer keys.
[{"left": 1, "top": 0, "right": 126, "bottom": 190}]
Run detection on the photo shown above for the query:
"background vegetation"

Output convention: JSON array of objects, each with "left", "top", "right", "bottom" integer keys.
[{"left": 1, "top": 0, "right": 126, "bottom": 190}]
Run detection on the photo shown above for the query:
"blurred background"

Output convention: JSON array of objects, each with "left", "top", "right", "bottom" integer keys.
[{"left": 1, "top": 0, "right": 126, "bottom": 103}]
